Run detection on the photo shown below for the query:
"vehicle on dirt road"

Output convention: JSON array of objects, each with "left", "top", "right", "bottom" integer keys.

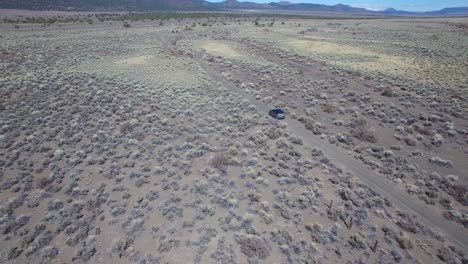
[{"left": 269, "top": 108, "right": 285, "bottom": 119}]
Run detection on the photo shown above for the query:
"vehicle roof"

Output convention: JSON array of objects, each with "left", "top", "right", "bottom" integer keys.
[{"left": 271, "top": 108, "right": 285, "bottom": 113}]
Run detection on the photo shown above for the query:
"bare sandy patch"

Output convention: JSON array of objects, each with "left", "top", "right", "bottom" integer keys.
[
  {"left": 302, "top": 35, "right": 405, "bottom": 45},
  {"left": 285, "top": 39, "right": 421, "bottom": 77},
  {"left": 201, "top": 41, "right": 241, "bottom": 58},
  {"left": 116, "top": 55, "right": 153, "bottom": 65}
]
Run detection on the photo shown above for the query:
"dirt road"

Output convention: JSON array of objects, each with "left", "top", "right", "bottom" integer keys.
[{"left": 194, "top": 49, "right": 468, "bottom": 252}]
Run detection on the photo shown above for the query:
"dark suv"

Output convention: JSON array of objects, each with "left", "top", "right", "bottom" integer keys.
[{"left": 269, "top": 108, "right": 285, "bottom": 119}]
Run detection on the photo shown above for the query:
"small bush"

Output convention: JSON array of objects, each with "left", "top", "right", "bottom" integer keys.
[
  {"left": 7, "top": 247, "right": 22, "bottom": 260},
  {"left": 353, "top": 117, "right": 368, "bottom": 127},
  {"left": 112, "top": 238, "right": 134, "bottom": 258},
  {"left": 86, "top": 198, "right": 100, "bottom": 211},
  {"left": 395, "top": 232, "right": 413, "bottom": 249},
  {"left": 381, "top": 87, "right": 395, "bottom": 97},
  {"left": 120, "top": 122, "right": 133, "bottom": 134},
  {"left": 303, "top": 118, "right": 322, "bottom": 135},
  {"left": 123, "top": 22, "right": 131, "bottom": 28},
  {"left": 36, "top": 177, "right": 51, "bottom": 189},
  {"left": 322, "top": 103, "right": 337, "bottom": 113},
  {"left": 429, "top": 34, "right": 440, "bottom": 40},
  {"left": 413, "top": 124, "right": 431, "bottom": 135},
  {"left": 452, "top": 183, "right": 467, "bottom": 205},
  {"left": 429, "top": 156, "right": 453, "bottom": 168},
  {"left": 350, "top": 70, "right": 363, "bottom": 77},
  {"left": 212, "top": 152, "right": 230, "bottom": 171},
  {"left": 348, "top": 233, "right": 366, "bottom": 249},
  {"left": 352, "top": 127, "right": 377, "bottom": 143},
  {"left": 350, "top": 118, "right": 377, "bottom": 143},
  {"left": 237, "top": 236, "right": 269, "bottom": 259}
]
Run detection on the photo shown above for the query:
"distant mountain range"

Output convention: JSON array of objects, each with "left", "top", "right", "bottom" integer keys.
[
  {"left": 1, "top": 0, "right": 467, "bottom": 16},
  {"left": 378, "top": 7, "right": 468, "bottom": 16}
]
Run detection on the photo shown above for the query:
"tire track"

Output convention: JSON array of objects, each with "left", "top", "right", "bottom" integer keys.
[{"left": 194, "top": 48, "right": 468, "bottom": 252}]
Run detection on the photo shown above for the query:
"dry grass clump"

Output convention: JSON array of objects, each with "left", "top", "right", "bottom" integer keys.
[
  {"left": 120, "top": 122, "right": 133, "bottom": 134},
  {"left": 413, "top": 124, "right": 431, "bottom": 136},
  {"left": 236, "top": 236, "right": 269, "bottom": 259},
  {"left": 395, "top": 232, "right": 413, "bottom": 249},
  {"left": 381, "top": 87, "right": 396, "bottom": 97},
  {"left": 36, "top": 177, "right": 51, "bottom": 189},
  {"left": 211, "top": 152, "right": 230, "bottom": 171},
  {"left": 350, "top": 118, "right": 377, "bottom": 143},
  {"left": 301, "top": 117, "right": 323, "bottom": 135},
  {"left": 111, "top": 238, "right": 134, "bottom": 258},
  {"left": 429, "top": 156, "right": 453, "bottom": 168},
  {"left": 451, "top": 183, "right": 467, "bottom": 206},
  {"left": 322, "top": 103, "right": 337, "bottom": 113},
  {"left": 86, "top": 198, "right": 100, "bottom": 211}
]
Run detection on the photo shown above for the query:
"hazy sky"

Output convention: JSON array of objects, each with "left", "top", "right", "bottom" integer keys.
[{"left": 208, "top": 0, "right": 468, "bottom": 11}]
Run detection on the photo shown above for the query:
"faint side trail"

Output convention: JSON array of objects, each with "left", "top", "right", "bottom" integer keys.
[{"left": 194, "top": 49, "right": 468, "bottom": 252}]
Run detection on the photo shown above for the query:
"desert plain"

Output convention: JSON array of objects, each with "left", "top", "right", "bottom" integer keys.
[{"left": 0, "top": 11, "right": 467, "bottom": 264}]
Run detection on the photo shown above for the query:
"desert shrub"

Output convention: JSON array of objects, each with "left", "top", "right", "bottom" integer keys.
[
  {"left": 290, "top": 136, "right": 303, "bottom": 145},
  {"left": 351, "top": 127, "right": 377, "bottom": 143},
  {"left": 322, "top": 103, "right": 337, "bottom": 113},
  {"left": 41, "top": 246, "right": 59, "bottom": 259},
  {"left": 396, "top": 212, "right": 418, "bottom": 233},
  {"left": 123, "top": 22, "right": 131, "bottom": 28},
  {"left": 429, "top": 34, "right": 440, "bottom": 40},
  {"left": 86, "top": 198, "right": 100, "bottom": 211},
  {"left": 112, "top": 238, "right": 134, "bottom": 258},
  {"left": 381, "top": 87, "right": 395, "bottom": 97},
  {"left": 350, "top": 70, "right": 363, "bottom": 77},
  {"left": 265, "top": 128, "right": 282, "bottom": 140},
  {"left": 429, "top": 156, "right": 453, "bottom": 168},
  {"left": 451, "top": 183, "right": 468, "bottom": 206},
  {"left": 348, "top": 233, "right": 366, "bottom": 249},
  {"left": 47, "top": 200, "right": 64, "bottom": 211},
  {"left": 413, "top": 124, "right": 431, "bottom": 135},
  {"left": 350, "top": 118, "right": 377, "bottom": 143},
  {"left": 7, "top": 247, "right": 23, "bottom": 260},
  {"left": 353, "top": 117, "right": 368, "bottom": 127},
  {"left": 212, "top": 152, "right": 230, "bottom": 171},
  {"left": 120, "top": 122, "right": 133, "bottom": 134},
  {"left": 236, "top": 236, "right": 269, "bottom": 259},
  {"left": 36, "top": 177, "right": 51, "bottom": 189},
  {"left": 304, "top": 118, "right": 322, "bottom": 135},
  {"left": 404, "top": 136, "right": 417, "bottom": 146},
  {"left": 395, "top": 232, "right": 413, "bottom": 249}
]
